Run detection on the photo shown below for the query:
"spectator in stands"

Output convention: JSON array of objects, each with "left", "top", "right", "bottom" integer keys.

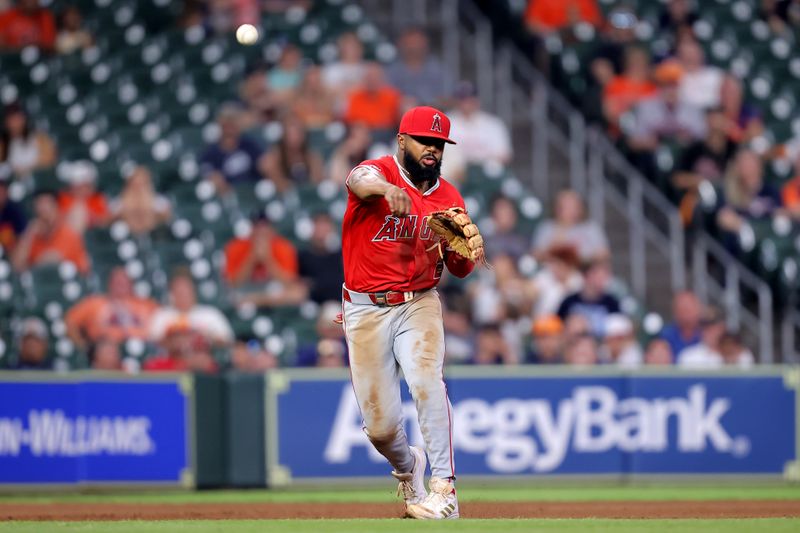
[
  {"left": 322, "top": 31, "right": 367, "bottom": 107},
  {"left": 602, "top": 46, "right": 657, "bottom": 130},
  {"left": 0, "top": 102, "right": 57, "bottom": 183},
  {"left": 328, "top": 123, "right": 372, "bottom": 186},
  {"left": 144, "top": 318, "right": 218, "bottom": 373},
  {"left": 238, "top": 62, "right": 279, "bottom": 128},
  {"left": 468, "top": 254, "right": 531, "bottom": 360},
  {"left": 470, "top": 254, "right": 534, "bottom": 327},
  {"left": 439, "top": 139, "right": 467, "bottom": 185},
  {"left": 55, "top": 5, "right": 92, "bottom": 55},
  {"left": 557, "top": 258, "right": 621, "bottom": 338},
  {"left": 291, "top": 65, "right": 336, "bottom": 129},
  {"left": 625, "top": 60, "right": 706, "bottom": 155},
  {"left": 719, "top": 331, "right": 755, "bottom": 368},
  {"left": 299, "top": 212, "right": 344, "bottom": 304},
  {"left": 563, "top": 312, "right": 591, "bottom": 341},
  {"left": 230, "top": 340, "right": 279, "bottom": 373},
  {"left": 532, "top": 189, "right": 609, "bottom": 262},
  {"left": 474, "top": 324, "right": 518, "bottom": 365},
  {"left": 199, "top": 103, "right": 265, "bottom": 194},
  {"left": 260, "top": 115, "right": 325, "bottom": 192},
  {"left": 659, "top": 290, "right": 702, "bottom": 358},
  {"left": 582, "top": 5, "right": 637, "bottom": 124},
  {"left": 759, "top": 0, "right": 800, "bottom": 35},
  {"left": 782, "top": 151, "right": 800, "bottom": 220},
  {"left": 316, "top": 340, "right": 347, "bottom": 367},
  {"left": 212, "top": 0, "right": 256, "bottom": 31},
  {"left": 268, "top": 44, "right": 304, "bottom": 104},
  {"left": 65, "top": 266, "right": 158, "bottom": 352},
  {"left": 88, "top": 338, "right": 123, "bottom": 371},
  {"left": 10, "top": 317, "right": 50, "bottom": 370},
  {"left": 528, "top": 314, "right": 564, "bottom": 364},
  {"left": 563, "top": 333, "right": 599, "bottom": 366},
  {"left": 224, "top": 211, "right": 298, "bottom": 286},
  {"left": 110, "top": 165, "right": 172, "bottom": 235},
  {"left": 676, "top": 307, "right": 726, "bottom": 368},
  {"left": 58, "top": 160, "right": 110, "bottom": 234},
  {"left": 296, "top": 302, "right": 348, "bottom": 367},
  {"left": 149, "top": 269, "right": 234, "bottom": 346},
  {"left": 676, "top": 37, "right": 742, "bottom": 123},
  {"left": 531, "top": 245, "right": 583, "bottom": 318},
  {"left": 671, "top": 108, "right": 736, "bottom": 226},
  {"left": 716, "top": 149, "right": 782, "bottom": 237},
  {"left": 11, "top": 189, "right": 90, "bottom": 274},
  {"left": 177, "top": 0, "right": 209, "bottom": 31},
  {"left": 343, "top": 62, "right": 402, "bottom": 130},
  {"left": 0, "top": 0, "right": 56, "bottom": 51},
  {"left": 442, "top": 292, "right": 474, "bottom": 364},
  {"left": 644, "top": 337, "right": 673, "bottom": 366},
  {"left": 447, "top": 81, "right": 512, "bottom": 165},
  {"left": 523, "top": 0, "right": 603, "bottom": 36},
  {"left": 0, "top": 171, "right": 27, "bottom": 251},
  {"left": 386, "top": 27, "right": 455, "bottom": 107},
  {"left": 658, "top": 0, "right": 698, "bottom": 45},
  {"left": 601, "top": 313, "right": 642, "bottom": 368},
  {"left": 226, "top": 213, "right": 306, "bottom": 308},
  {"left": 484, "top": 195, "right": 528, "bottom": 261},
  {"left": 589, "top": 5, "right": 637, "bottom": 82}
]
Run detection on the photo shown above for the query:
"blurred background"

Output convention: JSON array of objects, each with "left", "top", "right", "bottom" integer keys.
[{"left": 1, "top": 0, "right": 799, "bottom": 375}]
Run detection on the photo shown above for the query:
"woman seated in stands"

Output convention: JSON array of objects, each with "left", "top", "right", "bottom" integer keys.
[
  {"left": 716, "top": 149, "right": 783, "bottom": 237},
  {"left": 0, "top": 102, "right": 56, "bottom": 183},
  {"left": 110, "top": 165, "right": 172, "bottom": 235},
  {"left": 260, "top": 114, "right": 324, "bottom": 193},
  {"left": 532, "top": 189, "right": 610, "bottom": 262},
  {"left": 290, "top": 65, "right": 337, "bottom": 129}
]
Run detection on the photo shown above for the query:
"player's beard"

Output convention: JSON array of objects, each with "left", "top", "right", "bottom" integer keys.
[{"left": 403, "top": 150, "right": 442, "bottom": 185}]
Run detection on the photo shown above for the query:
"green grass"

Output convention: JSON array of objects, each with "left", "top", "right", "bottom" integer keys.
[
  {"left": 2, "top": 484, "right": 799, "bottom": 504},
  {"left": 2, "top": 519, "right": 800, "bottom": 533}
]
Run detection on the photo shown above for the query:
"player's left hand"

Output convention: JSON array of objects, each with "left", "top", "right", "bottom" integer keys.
[{"left": 427, "top": 207, "right": 486, "bottom": 264}]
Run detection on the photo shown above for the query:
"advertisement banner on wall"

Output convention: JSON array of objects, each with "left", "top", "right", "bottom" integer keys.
[
  {"left": 0, "top": 374, "right": 193, "bottom": 487},
  {"left": 266, "top": 368, "right": 799, "bottom": 484}
]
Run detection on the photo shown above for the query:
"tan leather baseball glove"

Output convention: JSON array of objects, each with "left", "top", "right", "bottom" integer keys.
[{"left": 427, "top": 207, "right": 485, "bottom": 263}]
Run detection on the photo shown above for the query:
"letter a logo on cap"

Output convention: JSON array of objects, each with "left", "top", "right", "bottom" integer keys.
[{"left": 431, "top": 113, "right": 442, "bottom": 133}]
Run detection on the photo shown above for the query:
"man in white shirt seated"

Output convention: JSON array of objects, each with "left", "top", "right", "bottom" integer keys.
[
  {"left": 149, "top": 268, "right": 234, "bottom": 347},
  {"left": 447, "top": 81, "right": 512, "bottom": 166},
  {"left": 676, "top": 307, "right": 726, "bottom": 368}
]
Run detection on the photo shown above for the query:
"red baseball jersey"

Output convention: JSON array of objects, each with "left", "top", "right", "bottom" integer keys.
[{"left": 342, "top": 155, "right": 472, "bottom": 293}]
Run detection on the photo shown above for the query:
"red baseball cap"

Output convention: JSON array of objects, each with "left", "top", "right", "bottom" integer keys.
[{"left": 398, "top": 106, "right": 456, "bottom": 144}]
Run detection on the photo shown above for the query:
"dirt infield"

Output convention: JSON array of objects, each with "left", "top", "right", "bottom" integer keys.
[{"left": 3, "top": 500, "right": 800, "bottom": 521}]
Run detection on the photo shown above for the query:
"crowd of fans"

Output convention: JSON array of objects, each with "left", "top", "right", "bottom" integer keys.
[
  {"left": 0, "top": 0, "right": 762, "bottom": 373},
  {"left": 523, "top": 0, "right": 800, "bottom": 254}
]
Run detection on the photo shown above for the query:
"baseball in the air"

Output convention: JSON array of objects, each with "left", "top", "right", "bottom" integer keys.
[{"left": 236, "top": 24, "right": 259, "bottom": 45}]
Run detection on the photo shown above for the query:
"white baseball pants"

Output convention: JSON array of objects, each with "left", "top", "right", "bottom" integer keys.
[{"left": 342, "top": 287, "right": 455, "bottom": 479}]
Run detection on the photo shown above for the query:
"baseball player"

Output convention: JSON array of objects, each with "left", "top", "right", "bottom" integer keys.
[{"left": 340, "top": 106, "right": 483, "bottom": 519}]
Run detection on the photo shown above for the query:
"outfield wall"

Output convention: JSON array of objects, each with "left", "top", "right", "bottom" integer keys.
[
  {"left": 0, "top": 373, "right": 195, "bottom": 488},
  {"left": 1, "top": 367, "right": 798, "bottom": 489}
]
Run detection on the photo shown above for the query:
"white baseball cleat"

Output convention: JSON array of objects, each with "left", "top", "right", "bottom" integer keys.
[
  {"left": 405, "top": 476, "right": 459, "bottom": 520},
  {"left": 392, "top": 445, "right": 428, "bottom": 510}
]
